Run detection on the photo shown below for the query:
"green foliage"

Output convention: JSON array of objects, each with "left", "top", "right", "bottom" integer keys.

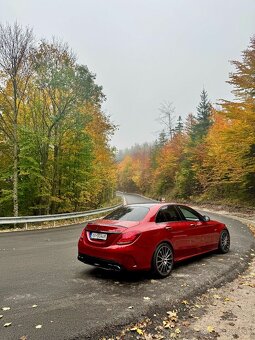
[
  {"left": 175, "top": 116, "right": 184, "bottom": 135},
  {"left": 0, "top": 28, "right": 116, "bottom": 216},
  {"left": 191, "top": 89, "right": 212, "bottom": 142}
]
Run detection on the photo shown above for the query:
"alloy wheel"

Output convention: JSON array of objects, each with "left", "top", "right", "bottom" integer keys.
[
  {"left": 220, "top": 230, "right": 230, "bottom": 253},
  {"left": 153, "top": 243, "right": 173, "bottom": 277}
]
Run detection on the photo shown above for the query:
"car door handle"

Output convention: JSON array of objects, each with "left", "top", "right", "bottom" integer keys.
[
  {"left": 165, "top": 226, "right": 172, "bottom": 230},
  {"left": 190, "top": 223, "right": 196, "bottom": 227}
]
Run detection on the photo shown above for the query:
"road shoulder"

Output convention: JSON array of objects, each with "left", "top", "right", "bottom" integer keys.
[{"left": 101, "top": 223, "right": 255, "bottom": 340}]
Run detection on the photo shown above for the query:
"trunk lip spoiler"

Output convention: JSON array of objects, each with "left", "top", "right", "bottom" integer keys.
[
  {"left": 86, "top": 229, "right": 122, "bottom": 234},
  {"left": 86, "top": 223, "right": 128, "bottom": 233}
]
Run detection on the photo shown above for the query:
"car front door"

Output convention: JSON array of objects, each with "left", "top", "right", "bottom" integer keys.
[{"left": 176, "top": 205, "right": 215, "bottom": 253}]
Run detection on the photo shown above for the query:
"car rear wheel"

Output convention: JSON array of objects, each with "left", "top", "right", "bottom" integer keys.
[
  {"left": 218, "top": 229, "right": 230, "bottom": 253},
  {"left": 152, "top": 242, "right": 173, "bottom": 278}
]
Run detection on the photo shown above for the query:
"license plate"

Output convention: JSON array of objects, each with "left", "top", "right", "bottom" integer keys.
[{"left": 90, "top": 232, "right": 107, "bottom": 241}]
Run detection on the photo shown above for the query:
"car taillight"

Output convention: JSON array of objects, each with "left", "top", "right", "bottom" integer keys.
[
  {"left": 117, "top": 231, "right": 141, "bottom": 245},
  {"left": 79, "top": 228, "right": 86, "bottom": 240}
]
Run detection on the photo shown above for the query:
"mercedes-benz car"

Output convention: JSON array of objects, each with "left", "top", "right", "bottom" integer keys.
[{"left": 78, "top": 203, "right": 230, "bottom": 278}]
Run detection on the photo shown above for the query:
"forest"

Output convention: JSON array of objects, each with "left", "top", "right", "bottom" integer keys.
[
  {"left": 117, "top": 36, "right": 255, "bottom": 207},
  {"left": 0, "top": 23, "right": 117, "bottom": 216},
  {"left": 1, "top": 23, "right": 254, "bottom": 218}
]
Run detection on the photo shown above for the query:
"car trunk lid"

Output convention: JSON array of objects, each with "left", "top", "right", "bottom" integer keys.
[{"left": 85, "top": 220, "right": 140, "bottom": 247}]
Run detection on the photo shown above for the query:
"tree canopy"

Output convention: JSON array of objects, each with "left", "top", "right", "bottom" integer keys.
[
  {"left": 0, "top": 23, "right": 116, "bottom": 216},
  {"left": 117, "top": 35, "right": 255, "bottom": 206}
]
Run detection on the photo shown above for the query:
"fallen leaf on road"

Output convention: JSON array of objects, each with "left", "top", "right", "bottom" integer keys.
[
  {"left": 194, "top": 304, "right": 201, "bottom": 308},
  {"left": 207, "top": 325, "right": 215, "bottom": 333},
  {"left": 170, "top": 332, "right": 177, "bottom": 338},
  {"left": 2, "top": 307, "right": 10, "bottom": 311},
  {"left": 240, "top": 281, "right": 255, "bottom": 287},
  {"left": 163, "top": 320, "right": 174, "bottom": 329},
  {"left": 130, "top": 326, "right": 143, "bottom": 335},
  {"left": 32, "top": 304, "right": 38, "bottom": 308},
  {"left": 213, "top": 294, "right": 221, "bottom": 299},
  {"left": 0, "top": 315, "right": 3, "bottom": 319},
  {"left": 19, "top": 336, "right": 27, "bottom": 340},
  {"left": 143, "top": 297, "right": 150, "bottom": 300},
  {"left": 167, "top": 310, "right": 178, "bottom": 322},
  {"left": 182, "top": 300, "right": 189, "bottom": 305},
  {"left": 35, "top": 325, "right": 42, "bottom": 329},
  {"left": 154, "top": 335, "right": 164, "bottom": 340},
  {"left": 167, "top": 311, "right": 177, "bottom": 317},
  {"left": 136, "top": 328, "right": 143, "bottom": 335},
  {"left": 128, "top": 306, "right": 134, "bottom": 309},
  {"left": 4, "top": 322, "right": 12, "bottom": 327},
  {"left": 224, "top": 297, "right": 234, "bottom": 302}
]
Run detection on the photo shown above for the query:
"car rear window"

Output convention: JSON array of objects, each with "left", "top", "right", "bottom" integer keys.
[{"left": 104, "top": 206, "right": 149, "bottom": 221}]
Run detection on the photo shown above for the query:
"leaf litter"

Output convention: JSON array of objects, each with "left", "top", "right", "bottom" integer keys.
[{"left": 99, "top": 256, "right": 255, "bottom": 340}]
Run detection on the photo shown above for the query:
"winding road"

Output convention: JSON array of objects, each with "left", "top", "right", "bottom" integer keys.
[{"left": 0, "top": 193, "right": 254, "bottom": 339}]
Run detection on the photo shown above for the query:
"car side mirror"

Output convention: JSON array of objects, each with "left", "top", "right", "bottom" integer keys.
[{"left": 203, "top": 215, "right": 210, "bottom": 222}]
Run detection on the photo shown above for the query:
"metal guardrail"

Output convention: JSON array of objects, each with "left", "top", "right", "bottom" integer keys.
[{"left": 0, "top": 204, "right": 122, "bottom": 226}]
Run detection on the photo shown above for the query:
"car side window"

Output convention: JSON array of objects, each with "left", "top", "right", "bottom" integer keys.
[
  {"left": 156, "top": 206, "right": 181, "bottom": 223},
  {"left": 178, "top": 206, "right": 201, "bottom": 221}
]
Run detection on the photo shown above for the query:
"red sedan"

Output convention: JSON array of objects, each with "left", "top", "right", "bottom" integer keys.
[{"left": 78, "top": 203, "right": 230, "bottom": 278}]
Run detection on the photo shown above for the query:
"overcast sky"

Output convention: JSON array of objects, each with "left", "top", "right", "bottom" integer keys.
[{"left": 1, "top": 0, "right": 255, "bottom": 149}]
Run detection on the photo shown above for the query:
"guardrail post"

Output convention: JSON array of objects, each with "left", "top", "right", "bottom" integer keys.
[{"left": 25, "top": 223, "right": 28, "bottom": 230}]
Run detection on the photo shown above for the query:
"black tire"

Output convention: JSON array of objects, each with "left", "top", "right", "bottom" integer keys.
[
  {"left": 218, "top": 229, "right": 230, "bottom": 254},
  {"left": 152, "top": 242, "right": 174, "bottom": 278}
]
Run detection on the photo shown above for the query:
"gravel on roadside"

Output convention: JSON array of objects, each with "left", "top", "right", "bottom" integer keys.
[{"left": 101, "top": 223, "right": 255, "bottom": 340}]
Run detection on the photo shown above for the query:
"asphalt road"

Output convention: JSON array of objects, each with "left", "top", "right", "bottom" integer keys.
[{"left": 0, "top": 194, "right": 254, "bottom": 340}]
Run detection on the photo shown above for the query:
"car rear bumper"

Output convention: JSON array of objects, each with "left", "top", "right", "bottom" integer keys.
[
  {"left": 78, "top": 253, "right": 123, "bottom": 271},
  {"left": 78, "top": 238, "right": 149, "bottom": 271}
]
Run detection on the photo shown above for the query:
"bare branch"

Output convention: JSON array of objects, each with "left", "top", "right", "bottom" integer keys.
[{"left": 157, "top": 101, "right": 176, "bottom": 140}]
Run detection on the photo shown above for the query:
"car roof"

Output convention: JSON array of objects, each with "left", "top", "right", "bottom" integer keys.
[{"left": 127, "top": 203, "right": 179, "bottom": 208}]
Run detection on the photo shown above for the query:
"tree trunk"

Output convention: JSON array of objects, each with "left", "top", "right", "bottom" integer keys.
[
  {"left": 50, "top": 126, "right": 59, "bottom": 213},
  {"left": 13, "top": 81, "right": 19, "bottom": 217},
  {"left": 13, "top": 136, "right": 19, "bottom": 217}
]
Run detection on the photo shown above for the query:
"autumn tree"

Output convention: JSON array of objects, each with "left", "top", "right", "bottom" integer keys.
[
  {"left": 117, "top": 37, "right": 255, "bottom": 206},
  {"left": 184, "top": 113, "right": 196, "bottom": 135},
  {"left": 204, "top": 36, "right": 255, "bottom": 200},
  {"left": 0, "top": 23, "right": 34, "bottom": 216},
  {"left": 0, "top": 24, "right": 117, "bottom": 216}
]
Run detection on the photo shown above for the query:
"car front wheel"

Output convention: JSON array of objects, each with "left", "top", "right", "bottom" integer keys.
[
  {"left": 152, "top": 242, "right": 174, "bottom": 278},
  {"left": 218, "top": 229, "right": 230, "bottom": 254}
]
